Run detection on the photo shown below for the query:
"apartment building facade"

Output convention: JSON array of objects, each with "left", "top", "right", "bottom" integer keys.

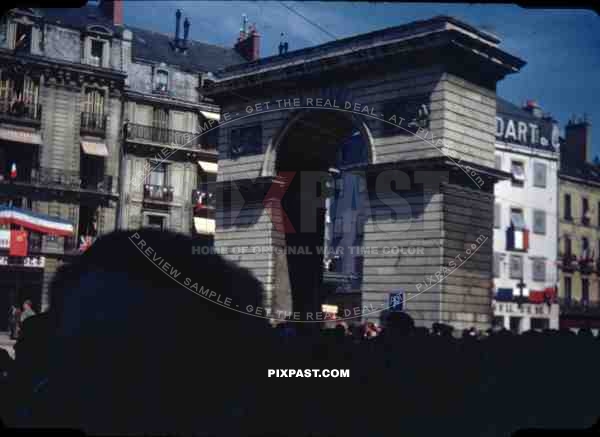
[
  {"left": 0, "top": 2, "right": 251, "bottom": 330},
  {"left": 558, "top": 117, "right": 600, "bottom": 332},
  {"left": 492, "top": 98, "right": 560, "bottom": 333}
]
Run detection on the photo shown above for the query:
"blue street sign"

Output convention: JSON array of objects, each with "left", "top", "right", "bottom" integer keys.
[{"left": 389, "top": 290, "right": 404, "bottom": 311}]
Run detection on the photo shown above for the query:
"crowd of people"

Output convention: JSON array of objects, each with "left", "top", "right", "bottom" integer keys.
[
  {"left": 7, "top": 300, "right": 36, "bottom": 340},
  {"left": 0, "top": 229, "right": 598, "bottom": 436}
]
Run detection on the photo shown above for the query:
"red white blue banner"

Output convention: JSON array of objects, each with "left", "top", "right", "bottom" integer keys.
[{"left": 0, "top": 206, "right": 74, "bottom": 236}]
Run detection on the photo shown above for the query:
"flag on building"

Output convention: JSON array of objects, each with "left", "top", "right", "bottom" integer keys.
[
  {"left": 10, "top": 162, "right": 17, "bottom": 180},
  {"left": 9, "top": 230, "right": 28, "bottom": 257}
]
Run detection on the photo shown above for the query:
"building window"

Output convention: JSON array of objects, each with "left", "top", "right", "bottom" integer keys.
[
  {"left": 492, "top": 316, "right": 504, "bottom": 329},
  {"left": 494, "top": 203, "right": 501, "bottom": 229},
  {"left": 533, "top": 209, "right": 546, "bottom": 235},
  {"left": 82, "top": 88, "right": 105, "bottom": 130},
  {"left": 530, "top": 318, "right": 549, "bottom": 331},
  {"left": 90, "top": 39, "right": 104, "bottom": 67},
  {"left": 511, "top": 161, "right": 525, "bottom": 187},
  {"left": 582, "top": 197, "right": 590, "bottom": 225},
  {"left": 564, "top": 276, "right": 572, "bottom": 302},
  {"left": 155, "top": 69, "right": 168, "bottom": 93},
  {"left": 582, "top": 278, "right": 589, "bottom": 305},
  {"left": 582, "top": 237, "right": 590, "bottom": 258},
  {"left": 494, "top": 154, "right": 502, "bottom": 170},
  {"left": 510, "top": 208, "right": 526, "bottom": 230},
  {"left": 493, "top": 252, "right": 501, "bottom": 278},
  {"left": 597, "top": 202, "right": 600, "bottom": 228},
  {"left": 146, "top": 162, "right": 167, "bottom": 186},
  {"left": 146, "top": 214, "right": 166, "bottom": 231},
  {"left": 564, "top": 235, "right": 572, "bottom": 256},
  {"left": 15, "top": 22, "right": 32, "bottom": 54},
  {"left": 532, "top": 258, "right": 546, "bottom": 282},
  {"left": 509, "top": 255, "right": 523, "bottom": 279},
  {"left": 533, "top": 162, "right": 547, "bottom": 188},
  {"left": 564, "top": 194, "right": 572, "bottom": 220},
  {"left": 230, "top": 124, "right": 262, "bottom": 157}
]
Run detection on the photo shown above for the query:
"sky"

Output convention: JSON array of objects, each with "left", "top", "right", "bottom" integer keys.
[{"left": 123, "top": 2, "right": 600, "bottom": 157}]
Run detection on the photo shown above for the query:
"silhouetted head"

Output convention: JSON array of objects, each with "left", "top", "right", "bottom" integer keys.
[
  {"left": 36, "top": 230, "right": 269, "bottom": 433},
  {"left": 382, "top": 311, "right": 414, "bottom": 337}
]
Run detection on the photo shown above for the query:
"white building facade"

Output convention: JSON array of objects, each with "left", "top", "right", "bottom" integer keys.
[{"left": 492, "top": 98, "right": 560, "bottom": 332}]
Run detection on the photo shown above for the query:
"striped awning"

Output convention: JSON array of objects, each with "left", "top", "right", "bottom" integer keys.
[
  {"left": 0, "top": 206, "right": 74, "bottom": 236},
  {"left": 81, "top": 141, "right": 109, "bottom": 157},
  {"left": 198, "top": 160, "right": 217, "bottom": 174}
]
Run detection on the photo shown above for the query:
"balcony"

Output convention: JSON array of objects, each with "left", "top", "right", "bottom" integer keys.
[
  {"left": 126, "top": 123, "right": 215, "bottom": 152},
  {"left": 578, "top": 255, "right": 594, "bottom": 274},
  {"left": 559, "top": 297, "right": 600, "bottom": 315},
  {"left": 81, "top": 112, "right": 107, "bottom": 137},
  {"left": 0, "top": 166, "right": 113, "bottom": 195},
  {"left": 192, "top": 189, "right": 216, "bottom": 212},
  {"left": 144, "top": 184, "right": 174, "bottom": 203},
  {"left": 0, "top": 98, "right": 42, "bottom": 127},
  {"left": 558, "top": 253, "right": 577, "bottom": 272}
]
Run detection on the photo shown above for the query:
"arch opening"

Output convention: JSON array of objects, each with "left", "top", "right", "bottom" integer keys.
[{"left": 274, "top": 110, "right": 371, "bottom": 321}]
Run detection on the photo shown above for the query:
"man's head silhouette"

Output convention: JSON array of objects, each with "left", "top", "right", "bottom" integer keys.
[{"left": 32, "top": 230, "right": 269, "bottom": 434}]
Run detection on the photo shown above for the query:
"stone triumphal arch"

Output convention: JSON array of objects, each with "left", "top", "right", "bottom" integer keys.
[{"left": 203, "top": 16, "right": 524, "bottom": 330}]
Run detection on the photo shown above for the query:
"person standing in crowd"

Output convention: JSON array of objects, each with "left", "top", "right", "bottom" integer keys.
[
  {"left": 10, "top": 305, "right": 22, "bottom": 340},
  {"left": 20, "top": 301, "right": 35, "bottom": 325}
]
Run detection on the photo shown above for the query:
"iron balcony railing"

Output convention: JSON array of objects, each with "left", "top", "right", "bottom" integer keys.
[
  {"left": 0, "top": 166, "right": 113, "bottom": 194},
  {"left": 0, "top": 98, "right": 42, "bottom": 123},
  {"left": 192, "top": 189, "right": 216, "bottom": 210},
  {"left": 81, "top": 112, "right": 107, "bottom": 135},
  {"left": 558, "top": 297, "right": 600, "bottom": 314},
  {"left": 126, "top": 123, "right": 216, "bottom": 151},
  {"left": 144, "top": 184, "right": 174, "bottom": 202}
]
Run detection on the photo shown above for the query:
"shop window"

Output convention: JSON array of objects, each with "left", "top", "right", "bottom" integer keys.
[
  {"left": 511, "top": 161, "right": 525, "bottom": 187},
  {"left": 531, "top": 318, "right": 549, "bottom": 331}
]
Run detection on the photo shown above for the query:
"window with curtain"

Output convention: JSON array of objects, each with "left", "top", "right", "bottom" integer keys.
[
  {"left": 146, "top": 162, "right": 167, "bottom": 187},
  {"left": 510, "top": 208, "right": 525, "bottom": 230},
  {"left": 155, "top": 69, "right": 168, "bottom": 92}
]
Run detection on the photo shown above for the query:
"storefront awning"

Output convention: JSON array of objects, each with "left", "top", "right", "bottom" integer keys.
[
  {"left": 194, "top": 217, "right": 215, "bottom": 235},
  {"left": 198, "top": 160, "right": 218, "bottom": 174},
  {"left": 200, "top": 111, "right": 220, "bottom": 122},
  {"left": 0, "top": 206, "right": 74, "bottom": 236},
  {"left": 81, "top": 141, "right": 109, "bottom": 157}
]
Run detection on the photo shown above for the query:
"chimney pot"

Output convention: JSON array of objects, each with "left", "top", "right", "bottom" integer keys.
[
  {"left": 175, "top": 9, "right": 182, "bottom": 44},
  {"left": 99, "top": 0, "right": 123, "bottom": 26},
  {"left": 183, "top": 17, "right": 190, "bottom": 47}
]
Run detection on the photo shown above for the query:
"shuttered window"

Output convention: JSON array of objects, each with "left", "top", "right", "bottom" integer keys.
[
  {"left": 532, "top": 258, "right": 546, "bottom": 282},
  {"left": 533, "top": 210, "right": 546, "bottom": 235},
  {"left": 84, "top": 88, "right": 105, "bottom": 116},
  {"left": 509, "top": 255, "right": 523, "bottom": 279}
]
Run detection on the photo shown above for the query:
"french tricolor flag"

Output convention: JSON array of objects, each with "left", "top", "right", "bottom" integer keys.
[{"left": 0, "top": 206, "right": 74, "bottom": 237}]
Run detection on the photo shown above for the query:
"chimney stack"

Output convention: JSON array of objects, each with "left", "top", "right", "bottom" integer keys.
[
  {"left": 99, "top": 0, "right": 123, "bottom": 26},
  {"left": 183, "top": 17, "right": 190, "bottom": 49},
  {"left": 565, "top": 115, "right": 592, "bottom": 166},
  {"left": 234, "top": 16, "right": 260, "bottom": 62},
  {"left": 175, "top": 9, "right": 182, "bottom": 46}
]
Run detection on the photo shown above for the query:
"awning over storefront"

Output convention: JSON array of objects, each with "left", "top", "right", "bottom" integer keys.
[
  {"left": 198, "top": 160, "right": 217, "bottom": 174},
  {"left": 193, "top": 217, "right": 215, "bottom": 235},
  {"left": 0, "top": 127, "right": 42, "bottom": 145},
  {"left": 0, "top": 206, "right": 74, "bottom": 236},
  {"left": 81, "top": 141, "right": 109, "bottom": 157},
  {"left": 199, "top": 111, "right": 220, "bottom": 122}
]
